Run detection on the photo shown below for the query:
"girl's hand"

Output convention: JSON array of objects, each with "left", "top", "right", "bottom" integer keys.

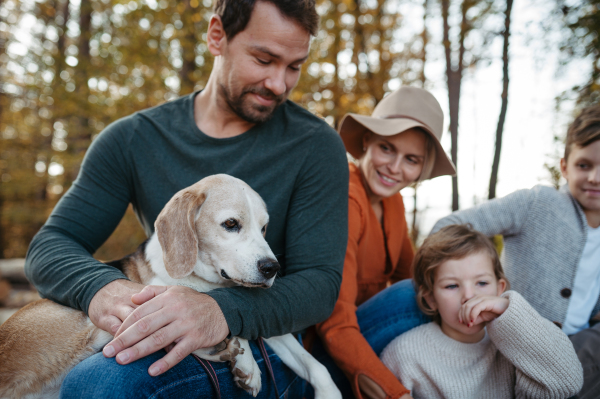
[{"left": 459, "top": 295, "right": 509, "bottom": 327}]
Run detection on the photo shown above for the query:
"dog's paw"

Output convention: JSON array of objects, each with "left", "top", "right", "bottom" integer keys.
[{"left": 227, "top": 338, "right": 262, "bottom": 397}]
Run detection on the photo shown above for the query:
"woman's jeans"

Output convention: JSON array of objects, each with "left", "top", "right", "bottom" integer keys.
[
  {"left": 307, "top": 279, "right": 430, "bottom": 398},
  {"left": 60, "top": 339, "right": 303, "bottom": 399}
]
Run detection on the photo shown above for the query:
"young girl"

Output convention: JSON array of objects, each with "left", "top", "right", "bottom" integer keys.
[{"left": 381, "top": 224, "right": 583, "bottom": 399}]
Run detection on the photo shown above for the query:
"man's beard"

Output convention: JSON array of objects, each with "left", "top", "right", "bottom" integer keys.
[{"left": 220, "top": 84, "right": 285, "bottom": 124}]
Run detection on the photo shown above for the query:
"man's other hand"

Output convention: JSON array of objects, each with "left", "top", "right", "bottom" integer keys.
[
  {"left": 102, "top": 285, "right": 229, "bottom": 376},
  {"left": 88, "top": 279, "right": 145, "bottom": 334}
]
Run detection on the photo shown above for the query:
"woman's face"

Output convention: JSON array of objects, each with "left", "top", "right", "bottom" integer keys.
[{"left": 359, "top": 128, "right": 427, "bottom": 203}]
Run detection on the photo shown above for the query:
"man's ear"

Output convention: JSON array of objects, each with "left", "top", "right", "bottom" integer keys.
[
  {"left": 423, "top": 292, "right": 437, "bottom": 311},
  {"left": 560, "top": 157, "right": 568, "bottom": 180},
  {"left": 497, "top": 278, "right": 507, "bottom": 295},
  {"left": 207, "top": 15, "right": 226, "bottom": 56}
]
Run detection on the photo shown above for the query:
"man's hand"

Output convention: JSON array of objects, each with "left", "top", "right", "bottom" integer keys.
[
  {"left": 459, "top": 295, "right": 509, "bottom": 327},
  {"left": 88, "top": 279, "right": 145, "bottom": 334},
  {"left": 102, "top": 285, "right": 229, "bottom": 376}
]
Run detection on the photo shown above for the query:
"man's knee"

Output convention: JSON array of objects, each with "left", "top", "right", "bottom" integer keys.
[
  {"left": 60, "top": 351, "right": 200, "bottom": 399},
  {"left": 61, "top": 353, "right": 139, "bottom": 399}
]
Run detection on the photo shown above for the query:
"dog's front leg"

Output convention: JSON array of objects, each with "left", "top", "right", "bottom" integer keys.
[
  {"left": 228, "top": 338, "right": 262, "bottom": 396},
  {"left": 192, "top": 337, "right": 262, "bottom": 397},
  {"left": 264, "top": 334, "right": 342, "bottom": 399}
]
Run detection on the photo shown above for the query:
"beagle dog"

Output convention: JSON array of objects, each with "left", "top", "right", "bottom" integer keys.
[{"left": 0, "top": 174, "right": 341, "bottom": 399}]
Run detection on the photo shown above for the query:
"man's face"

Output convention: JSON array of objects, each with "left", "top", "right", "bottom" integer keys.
[
  {"left": 561, "top": 140, "right": 600, "bottom": 226},
  {"left": 215, "top": 2, "right": 311, "bottom": 123}
]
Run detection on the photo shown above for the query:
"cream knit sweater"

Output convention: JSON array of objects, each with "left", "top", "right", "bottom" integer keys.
[{"left": 380, "top": 291, "right": 583, "bottom": 399}]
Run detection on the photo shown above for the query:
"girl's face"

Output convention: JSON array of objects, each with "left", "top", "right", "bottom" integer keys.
[
  {"left": 560, "top": 140, "right": 600, "bottom": 228},
  {"left": 359, "top": 128, "right": 427, "bottom": 204},
  {"left": 425, "top": 251, "right": 506, "bottom": 343}
]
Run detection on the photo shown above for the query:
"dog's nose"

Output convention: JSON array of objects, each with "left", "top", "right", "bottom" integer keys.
[{"left": 258, "top": 258, "right": 280, "bottom": 279}]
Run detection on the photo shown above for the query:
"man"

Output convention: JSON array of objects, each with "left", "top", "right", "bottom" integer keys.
[{"left": 24, "top": 1, "right": 349, "bottom": 397}]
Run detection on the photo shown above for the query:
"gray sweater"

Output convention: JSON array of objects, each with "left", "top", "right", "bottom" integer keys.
[
  {"left": 432, "top": 185, "right": 600, "bottom": 326},
  {"left": 381, "top": 291, "right": 583, "bottom": 399}
]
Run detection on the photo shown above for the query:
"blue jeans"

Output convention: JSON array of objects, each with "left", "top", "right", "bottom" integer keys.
[
  {"left": 60, "top": 339, "right": 304, "bottom": 399},
  {"left": 307, "top": 279, "right": 430, "bottom": 398}
]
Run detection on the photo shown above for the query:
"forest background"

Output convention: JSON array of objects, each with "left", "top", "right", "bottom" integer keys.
[{"left": 0, "top": 0, "right": 598, "bottom": 261}]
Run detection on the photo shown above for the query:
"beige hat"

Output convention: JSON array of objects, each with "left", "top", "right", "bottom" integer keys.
[{"left": 338, "top": 86, "right": 456, "bottom": 179}]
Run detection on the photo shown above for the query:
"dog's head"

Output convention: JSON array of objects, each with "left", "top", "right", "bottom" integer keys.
[{"left": 155, "top": 174, "right": 280, "bottom": 288}]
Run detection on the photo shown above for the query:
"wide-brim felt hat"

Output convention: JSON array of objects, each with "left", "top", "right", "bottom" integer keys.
[{"left": 338, "top": 86, "right": 456, "bottom": 179}]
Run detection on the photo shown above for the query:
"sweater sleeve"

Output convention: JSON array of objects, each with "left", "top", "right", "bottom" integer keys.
[
  {"left": 380, "top": 330, "right": 418, "bottom": 395},
  {"left": 316, "top": 197, "right": 411, "bottom": 399},
  {"left": 488, "top": 291, "right": 584, "bottom": 398},
  {"left": 430, "top": 188, "right": 537, "bottom": 237},
  {"left": 24, "top": 118, "right": 135, "bottom": 314}
]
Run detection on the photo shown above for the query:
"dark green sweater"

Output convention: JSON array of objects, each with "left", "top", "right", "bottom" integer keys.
[{"left": 25, "top": 92, "right": 349, "bottom": 339}]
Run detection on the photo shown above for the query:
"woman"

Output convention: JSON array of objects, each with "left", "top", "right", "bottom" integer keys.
[{"left": 311, "top": 86, "right": 456, "bottom": 399}]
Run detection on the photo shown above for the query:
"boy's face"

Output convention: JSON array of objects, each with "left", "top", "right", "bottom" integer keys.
[
  {"left": 425, "top": 251, "right": 506, "bottom": 343},
  {"left": 560, "top": 140, "right": 600, "bottom": 228}
]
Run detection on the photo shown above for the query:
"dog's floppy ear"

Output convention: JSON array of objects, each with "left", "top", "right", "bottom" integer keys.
[{"left": 155, "top": 188, "right": 207, "bottom": 279}]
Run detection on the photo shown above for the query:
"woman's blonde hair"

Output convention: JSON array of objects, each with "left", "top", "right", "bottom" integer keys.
[
  {"left": 417, "top": 129, "right": 436, "bottom": 182},
  {"left": 412, "top": 224, "right": 509, "bottom": 323}
]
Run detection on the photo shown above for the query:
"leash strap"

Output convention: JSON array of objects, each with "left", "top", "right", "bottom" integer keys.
[
  {"left": 258, "top": 337, "right": 281, "bottom": 398},
  {"left": 191, "top": 353, "right": 221, "bottom": 399},
  {"left": 191, "top": 340, "right": 279, "bottom": 399}
]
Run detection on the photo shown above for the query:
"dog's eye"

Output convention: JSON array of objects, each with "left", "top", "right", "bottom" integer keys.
[
  {"left": 222, "top": 218, "right": 241, "bottom": 232},
  {"left": 261, "top": 224, "right": 267, "bottom": 236}
]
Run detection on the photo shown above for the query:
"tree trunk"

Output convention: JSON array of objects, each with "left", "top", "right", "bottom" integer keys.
[
  {"left": 0, "top": 0, "right": 5, "bottom": 257},
  {"left": 0, "top": 190, "right": 4, "bottom": 258},
  {"left": 488, "top": 0, "right": 513, "bottom": 199},
  {"left": 78, "top": 0, "right": 91, "bottom": 60},
  {"left": 412, "top": 0, "right": 429, "bottom": 244},
  {"left": 442, "top": 0, "right": 468, "bottom": 211},
  {"left": 77, "top": 0, "right": 92, "bottom": 145},
  {"left": 179, "top": 0, "right": 197, "bottom": 95}
]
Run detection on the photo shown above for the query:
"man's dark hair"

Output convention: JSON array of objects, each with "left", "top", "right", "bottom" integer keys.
[
  {"left": 565, "top": 104, "right": 600, "bottom": 160},
  {"left": 213, "top": 0, "right": 319, "bottom": 41}
]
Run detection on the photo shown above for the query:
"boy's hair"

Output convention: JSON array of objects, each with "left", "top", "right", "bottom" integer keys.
[
  {"left": 413, "top": 224, "right": 509, "bottom": 323},
  {"left": 213, "top": 0, "right": 319, "bottom": 41},
  {"left": 565, "top": 104, "right": 600, "bottom": 160}
]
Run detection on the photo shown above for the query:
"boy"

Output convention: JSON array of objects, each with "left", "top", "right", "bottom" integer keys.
[{"left": 432, "top": 104, "right": 600, "bottom": 397}]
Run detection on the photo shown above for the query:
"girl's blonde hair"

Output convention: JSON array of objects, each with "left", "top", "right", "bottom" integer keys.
[{"left": 412, "top": 224, "right": 509, "bottom": 323}]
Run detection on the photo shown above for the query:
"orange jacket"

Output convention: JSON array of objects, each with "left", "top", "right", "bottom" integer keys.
[{"left": 316, "top": 163, "right": 414, "bottom": 399}]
